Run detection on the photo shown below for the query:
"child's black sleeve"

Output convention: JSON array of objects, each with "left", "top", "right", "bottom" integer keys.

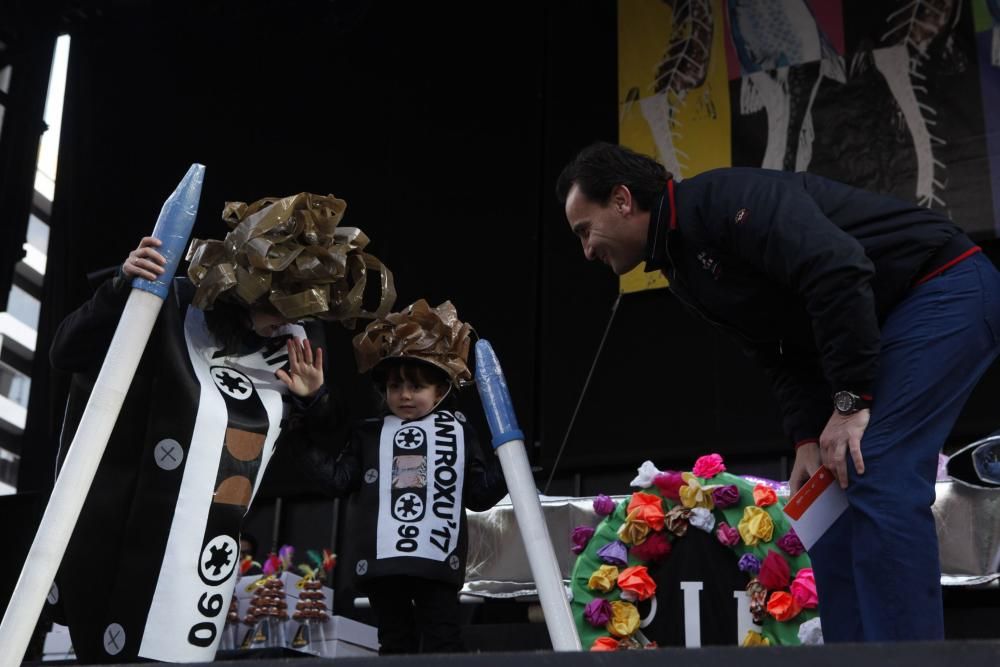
[
  {"left": 283, "top": 382, "right": 363, "bottom": 497},
  {"left": 463, "top": 424, "right": 507, "bottom": 512}
]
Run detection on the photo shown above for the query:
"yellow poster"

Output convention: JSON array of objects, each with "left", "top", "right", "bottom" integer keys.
[{"left": 617, "top": 0, "right": 732, "bottom": 293}]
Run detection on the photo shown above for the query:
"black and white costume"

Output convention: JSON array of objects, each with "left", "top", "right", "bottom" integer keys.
[
  {"left": 48, "top": 274, "right": 332, "bottom": 662},
  {"left": 303, "top": 404, "right": 505, "bottom": 652}
]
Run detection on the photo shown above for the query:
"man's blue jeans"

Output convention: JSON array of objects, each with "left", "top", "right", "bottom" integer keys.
[{"left": 809, "top": 252, "right": 1000, "bottom": 642}]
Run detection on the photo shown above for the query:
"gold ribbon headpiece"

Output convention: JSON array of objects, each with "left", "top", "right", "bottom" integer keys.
[
  {"left": 353, "top": 299, "right": 473, "bottom": 387},
  {"left": 186, "top": 192, "right": 396, "bottom": 326}
]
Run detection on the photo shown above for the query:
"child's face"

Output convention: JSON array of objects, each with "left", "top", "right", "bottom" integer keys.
[
  {"left": 386, "top": 377, "right": 445, "bottom": 421},
  {"left": 249, "top": 305, "right": 292, "bottom": 337}
]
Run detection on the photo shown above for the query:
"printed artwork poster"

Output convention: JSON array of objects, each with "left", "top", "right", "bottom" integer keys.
[{"left": 619, "top": 0, "right": 1000, "bottom": 295}]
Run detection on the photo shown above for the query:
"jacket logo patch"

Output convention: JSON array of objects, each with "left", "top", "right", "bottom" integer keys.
[
  {"left": 735, "top": 208, "right": 749, "bottom": 225},
  {"left": 697, "top": 250, "right": 722, "bottom": 280}
]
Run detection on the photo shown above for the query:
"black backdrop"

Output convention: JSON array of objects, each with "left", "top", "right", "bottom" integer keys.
[
  {"left": 7, "top": 0, "right": 1000, "bottom": 637},
  {"left": 18, "top": 0, "right": 1000, "bottom": 495}
]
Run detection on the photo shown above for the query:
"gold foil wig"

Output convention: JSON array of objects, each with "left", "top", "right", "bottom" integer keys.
[
  {"left": 186, "top": 192, "right": 396, "bottom": 325},
  {"left": 353, "top": 299, "right": 473, "bottom": 387}
]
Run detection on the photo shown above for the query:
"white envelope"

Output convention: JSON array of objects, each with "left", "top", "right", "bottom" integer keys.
[{"left": 783, "top": 467, "right": 848, "bottom": 550}]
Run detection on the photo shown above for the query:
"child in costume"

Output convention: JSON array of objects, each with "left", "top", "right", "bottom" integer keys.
[
  {"left": 48, "top": 193, "right": 394, "bottom": 663},
  {"left": 307, "top": 300, "right": 507, "bottom": 654}
]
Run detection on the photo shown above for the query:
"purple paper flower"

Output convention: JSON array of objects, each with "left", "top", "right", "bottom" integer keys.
[
  {"left": 777, "top": 528, "right": 805, "bottom": 556},
  {"left": 738, "top": 553, "right": 762, "bottom": 575},
  {"left": 597, "top": 540, "right": 629, "bottom": 567},
  {"left": 711, "top": 484, "right": 740, "bottom": 509},
  {"left": 583, "top": 598, "right": 612, "bottom": 626},
  {"left": 593, "top": 494, "right": 617, "bottom": 516},
  {"left": 571, "top": 526, "right": 595, "bottom": 554}
]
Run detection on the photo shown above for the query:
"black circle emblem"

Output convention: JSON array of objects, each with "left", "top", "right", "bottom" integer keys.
[
  {"left": 393, "top": 492, "right": 425, "bottom": 521},
  {"left": 394, "top": 426, "right": 426, "bottom": 450}
]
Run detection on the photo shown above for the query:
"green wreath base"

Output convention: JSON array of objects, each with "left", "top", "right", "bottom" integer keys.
[{"left": 570, "top": 468, "right": 818, "bottom": 649}]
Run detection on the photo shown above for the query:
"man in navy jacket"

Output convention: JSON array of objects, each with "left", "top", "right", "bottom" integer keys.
[{"left": 556, "top": 142, "right": 1000, "bottom": 642}]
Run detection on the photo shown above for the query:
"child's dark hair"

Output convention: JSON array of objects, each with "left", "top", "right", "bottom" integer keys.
[{"left": 373, "top": 358, "right": 450, "bottom": 394}]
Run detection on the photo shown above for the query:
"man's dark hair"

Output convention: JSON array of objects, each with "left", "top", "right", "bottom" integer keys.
[{"left": 555, "top": 141, "right": 671, "bottom": 212}]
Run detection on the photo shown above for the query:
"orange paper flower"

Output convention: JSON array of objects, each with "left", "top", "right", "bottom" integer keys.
[
  {"left": 617, "top": 565, "right": 657, "bottom": 601},
  {"left": 753, "top": 483, "right": 778, "bottom": 507},
  {"left": 591, "top": 637, "right": 620, "bottom": 651},
  {"left": 766, "top": 590, "right": 802, "bottom": 621},
  {"left": 627, "top": 492, "right": 666, "bottom": 531}
]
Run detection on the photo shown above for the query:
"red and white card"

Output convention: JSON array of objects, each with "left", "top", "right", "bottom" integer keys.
[{"left": 782, "top": 467, "right": 848, "bottom": 550}]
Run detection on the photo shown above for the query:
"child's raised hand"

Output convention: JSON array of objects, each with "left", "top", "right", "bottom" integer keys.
[{"left": 275, "top": 337, "right": 325, "bottom": 398}]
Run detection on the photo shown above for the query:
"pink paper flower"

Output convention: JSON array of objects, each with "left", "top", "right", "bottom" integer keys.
[
  {"left": 692, "top": 453, "right": 726, "bottom": 478},
  {"left": 790, "top": 568, "right": 818, "bottom": 609},
  {"left": 716, "top": 522, "right": 741, "bottom": 546},
  {"left": 652, "top": 471, "right": 685, "bottom": 501}
]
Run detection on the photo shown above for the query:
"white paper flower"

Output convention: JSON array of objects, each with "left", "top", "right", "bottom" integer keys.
[
  {"left": 630, "top": 460, "right": 662, "bottom": 488},
  {"left": 688, "top": 507, "right": 716, "bottom": 533},
  {"left": 797, "top": 617, "right": 823, "bottom": 645}
]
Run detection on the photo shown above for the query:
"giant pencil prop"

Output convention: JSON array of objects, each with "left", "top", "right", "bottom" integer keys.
[
  {"left": 475, "top": 340, "right": 581, "bottom": 651},
  {"left": 0, "top": 164, "right": 205, "bottom": 666}
]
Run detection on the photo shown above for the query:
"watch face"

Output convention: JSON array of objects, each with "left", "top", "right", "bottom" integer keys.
[{"left": 834, "top": 392, "right": 855, "bottom": 413}]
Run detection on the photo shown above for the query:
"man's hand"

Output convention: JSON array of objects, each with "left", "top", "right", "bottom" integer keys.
[
  {"left": 819, "top": 409, "right": 870, "bottom": 489},
  {"left": 789, "top": 441, "right": 821, "bottom": 495},
  {"left": 276, "top": 337, "right": 325, "bottom": 398},
  {"left": 123, "top": 236, "right": 166, "bottom": 280}
]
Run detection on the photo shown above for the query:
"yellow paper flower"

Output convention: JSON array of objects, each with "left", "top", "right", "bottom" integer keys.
[
  {"left": 617, "top": 510, "right": 651, "bottom": 545},
  {"left": 742, "top": 630, "right": 770, "bottom": 647},
  {"left": 679, "top": 472, "right": 715, "bottom": 510},
  {"left": 607, "top": 600, "right": 640, "bottom": 638},
  {"left": 738, "top": 506, "right": 775, "bottom": 546},
  {"left": 588, "top": 564, "right": 620, "bottom": 593}
]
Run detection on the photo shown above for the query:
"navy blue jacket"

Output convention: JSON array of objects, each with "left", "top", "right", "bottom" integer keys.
[{"left": 646, "top": 168, "right": 975, "bottom": 447}]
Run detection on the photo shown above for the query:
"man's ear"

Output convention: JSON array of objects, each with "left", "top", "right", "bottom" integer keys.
[{"left": 611, "top": 184, "right": 634, "bottom": 216}]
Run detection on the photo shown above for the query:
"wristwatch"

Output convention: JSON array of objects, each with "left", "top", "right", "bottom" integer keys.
[{"left": 833, "top": 390, "right": 872, "bottom": 415}]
